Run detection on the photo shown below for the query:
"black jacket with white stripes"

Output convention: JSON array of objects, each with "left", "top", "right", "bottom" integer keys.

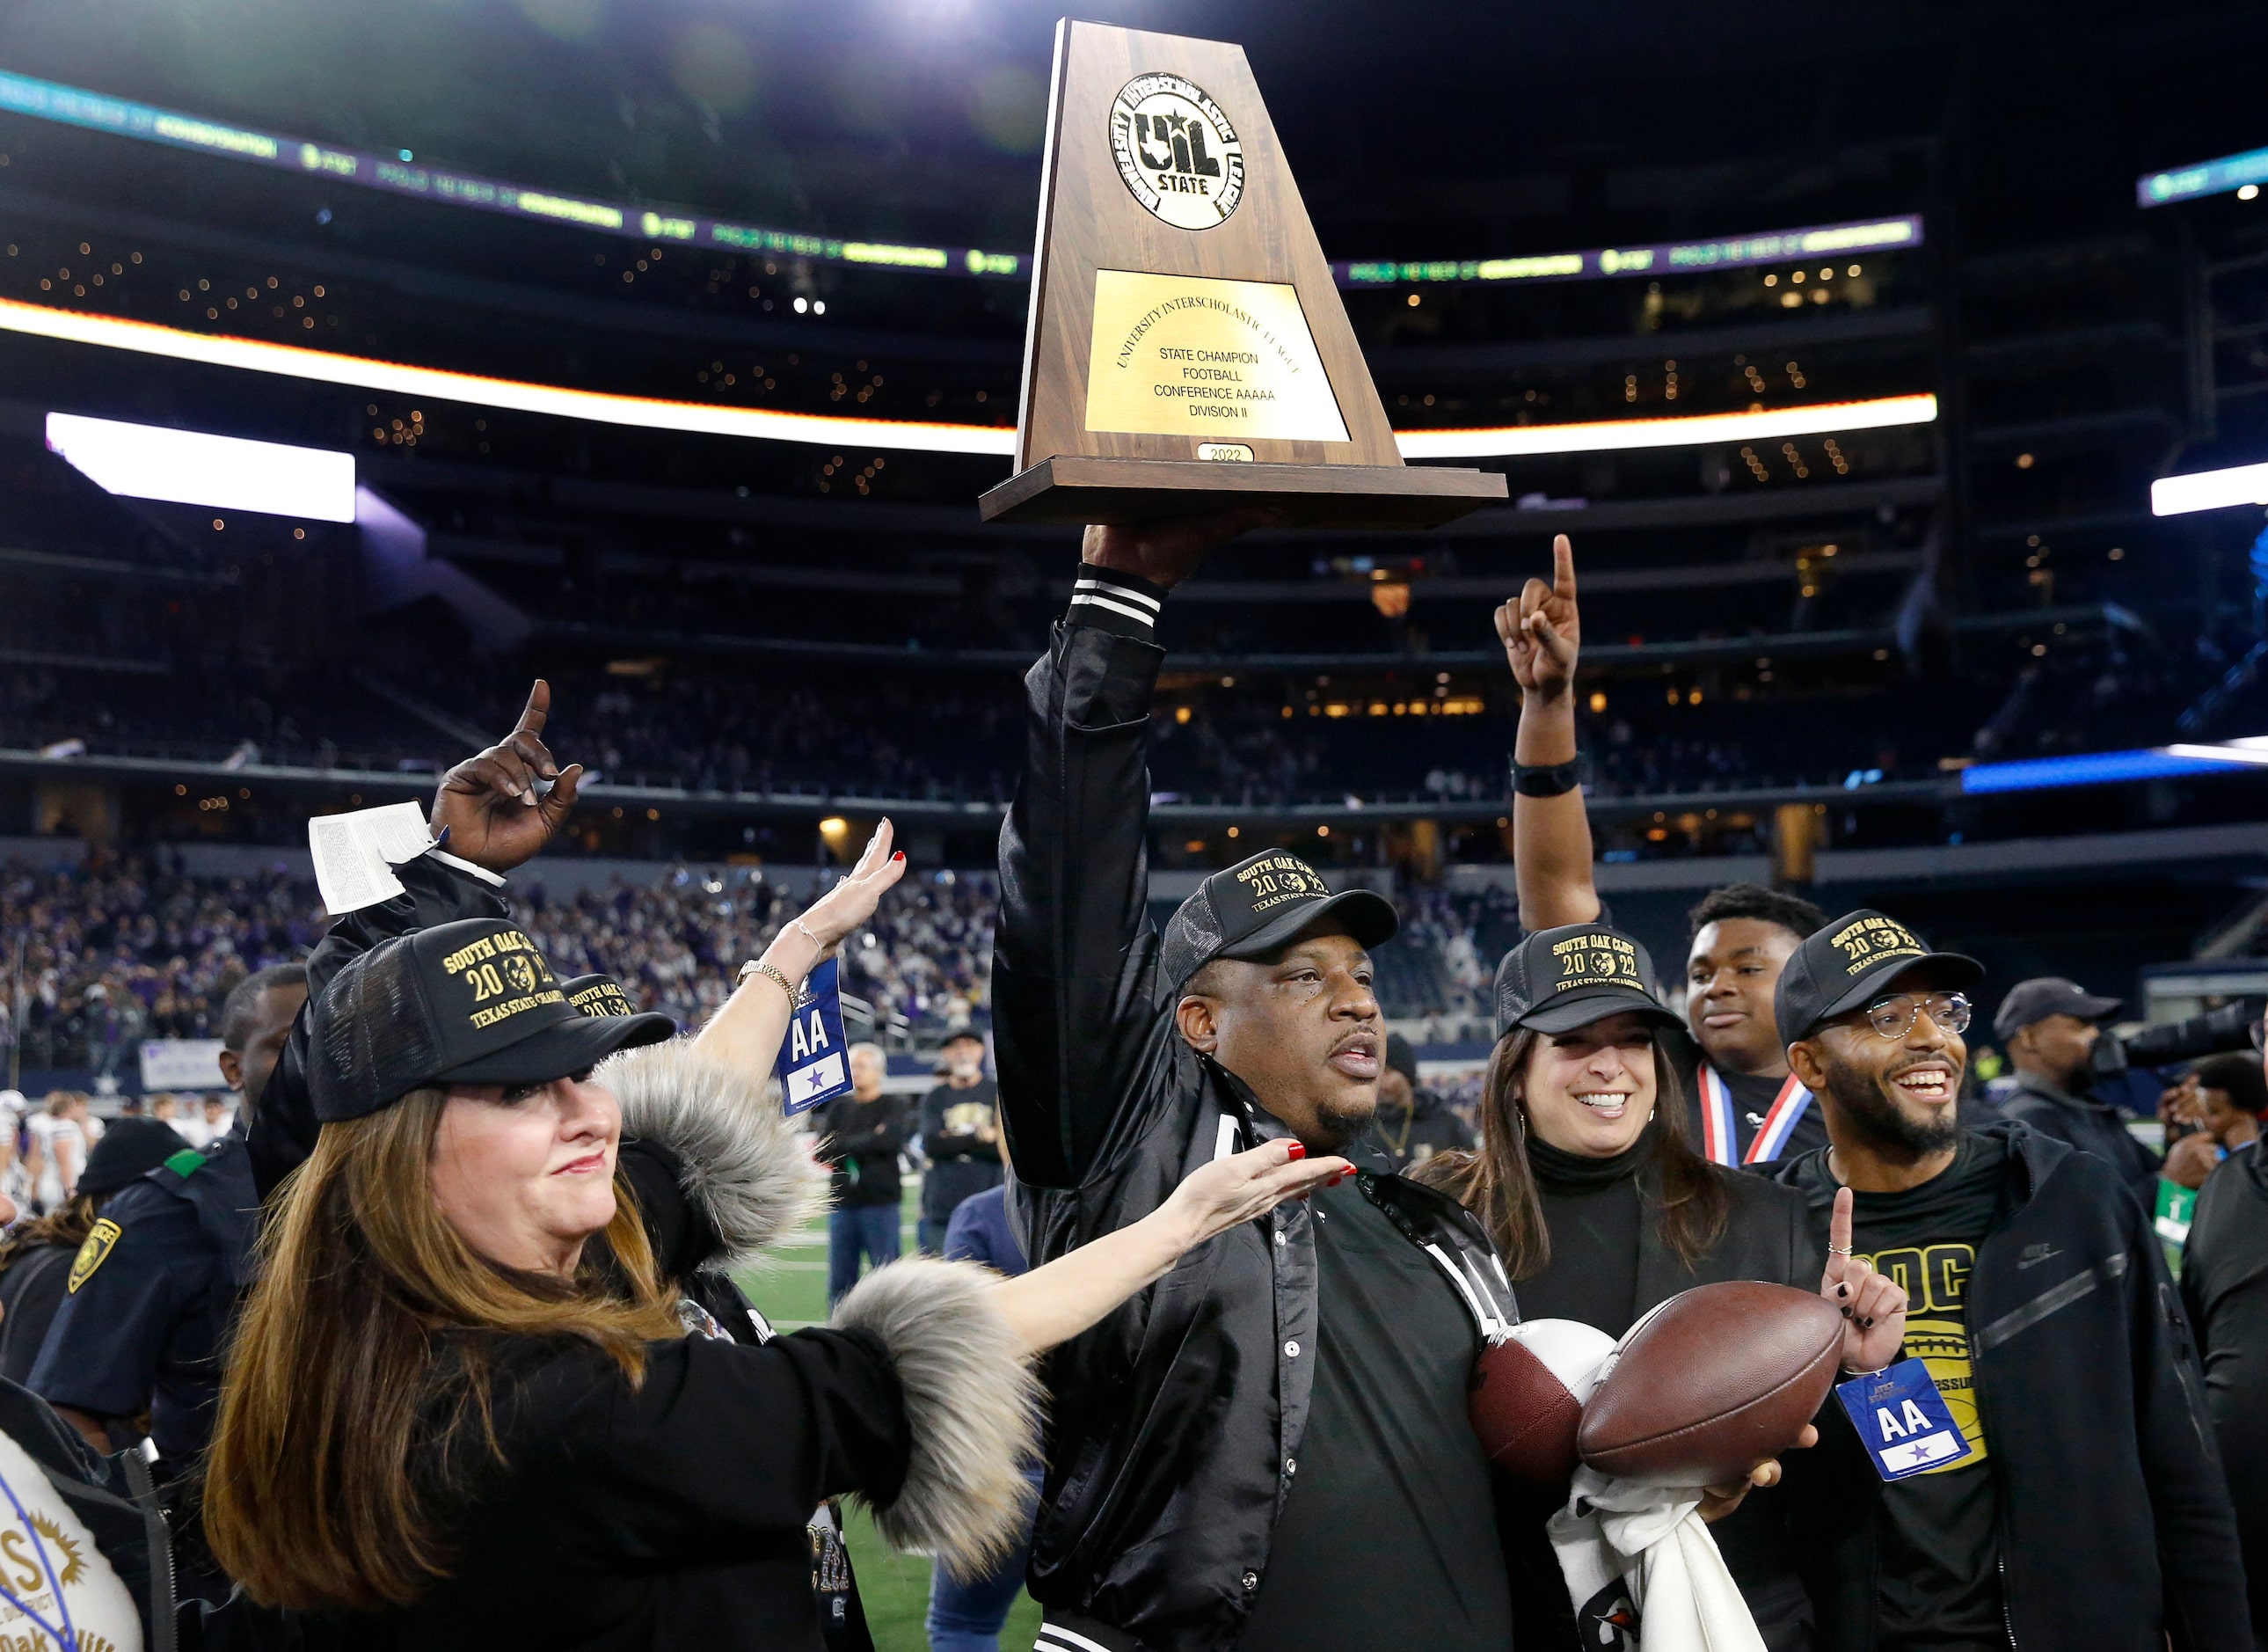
[{"left": 994, "top": 565, "right": 1520, "bottom": 1652}]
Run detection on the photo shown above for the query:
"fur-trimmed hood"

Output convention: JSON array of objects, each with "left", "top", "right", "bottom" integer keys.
[{"left": 595, "top": 1037, "right": 828, "bottom": 1270}]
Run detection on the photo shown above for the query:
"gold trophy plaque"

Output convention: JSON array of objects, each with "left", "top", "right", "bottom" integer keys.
[{"left": 978, "top": 21, "right": 1507, "bottom": 529}]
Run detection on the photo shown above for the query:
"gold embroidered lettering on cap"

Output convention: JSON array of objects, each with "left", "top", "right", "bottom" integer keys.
[{"left": 469, "top": 988, "right": 566, "bottom": 1030}]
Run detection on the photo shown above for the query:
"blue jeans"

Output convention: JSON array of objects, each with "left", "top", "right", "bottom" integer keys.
[
  {"left": 828, "top": 1204, "right": 901, "bottom": 1305},
  {"left": 927, "top": 1473, "right": 1039, "bottom": 1652}
]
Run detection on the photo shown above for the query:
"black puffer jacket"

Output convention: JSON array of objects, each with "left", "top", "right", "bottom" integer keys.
[
  {"left": 993, "top": 580, "right": 1519, "bottom": 1652},
  {"left": 1774, "top": 1123, "right": 2249, "bottom": 1651}
]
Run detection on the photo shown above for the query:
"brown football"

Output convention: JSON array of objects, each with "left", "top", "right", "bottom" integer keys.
[
  {"left": 1468, "top": 1320, "right": 1614, "bottom": 1489},
  {"left": 1577, "top": 1281, "right": 1842, "bottom": 1488}
]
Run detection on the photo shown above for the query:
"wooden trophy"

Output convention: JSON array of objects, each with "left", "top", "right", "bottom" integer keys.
[{"left": 977, "top": 20, "right": 1507, "bottom": 529}]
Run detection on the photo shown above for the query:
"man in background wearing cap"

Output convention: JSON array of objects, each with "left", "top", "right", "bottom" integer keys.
[
  {"left": 1367, "top": 1032, "right": 1474, "bottom": 1172},
  {"left": 995, "top": 516, "right": 1520, "bottom": 1652},
  {"left": 32, "top": 961, "right": 306, "bottom": 1473},
  {"left": 917, "top": 1029, "right": 1001, "bottom": 1254},
  {"left": 1767, "top": 910, "right": 2245, "bottom": 1651},
  {"left": 1995, "top": 976, "right": 2162, "bottom": 1201}
]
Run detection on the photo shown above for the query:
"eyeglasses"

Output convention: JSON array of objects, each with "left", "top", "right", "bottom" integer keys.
[{"left": 1844, "top": 991, "right": 1973, "bottom": 1041}]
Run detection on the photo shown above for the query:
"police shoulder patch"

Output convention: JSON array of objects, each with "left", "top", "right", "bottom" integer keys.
[{"left": 67, "top": 1219, "right": 122, "bottom": 1294}]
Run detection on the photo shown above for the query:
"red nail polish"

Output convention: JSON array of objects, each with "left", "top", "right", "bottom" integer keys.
[
  {"left": 1286, "top": 1143, "right": 1306, "bottom": 1161},
  {"left": 892, "top": 852, "right": 905, "bottom": 863}
]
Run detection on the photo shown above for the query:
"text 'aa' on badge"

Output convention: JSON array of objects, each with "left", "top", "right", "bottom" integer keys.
[
  {"left": 1835, "top": 1357, "right": 1975, "bottom": 1481},
  {"left": 1110, "top": 72, "right": 1244, "bottom": 230},
  {"left": 777, "top": 956, "right": 855, "bottom": 1117},
  {"left": 67, "top": 1219, "right": 120, "bottom": 1295}
]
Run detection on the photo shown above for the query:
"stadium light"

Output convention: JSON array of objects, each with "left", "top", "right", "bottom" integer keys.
[
  {"left": 2150, "top": 460, "right": 2268, "bottom": 517},
  {"left": 5, "top": 298, "right": 1934, "bottom": 464},
  {"left": 45, "top": 411, "right": 358, "bottom": 522},
  {"left": 1393, "top": 394, "right": 1937, "bottom": 460}
]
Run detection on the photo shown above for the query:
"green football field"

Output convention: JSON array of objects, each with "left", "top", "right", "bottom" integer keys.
[{"left": 730, "top": 1187, "right": 1043, "bottom": 1652}]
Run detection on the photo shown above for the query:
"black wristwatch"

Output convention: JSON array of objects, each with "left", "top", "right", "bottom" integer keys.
[{"left": 1509, "top": 754, "right": 1587, "bottom": 797}]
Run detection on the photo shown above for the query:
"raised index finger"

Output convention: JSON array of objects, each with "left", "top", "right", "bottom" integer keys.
[
  {"left": 1552, "top": 533, "right": 1577, "bottom": 601},
  {"left": 1828, "top": 1185, "right": 1855, "bottom": 1267},
  {"left": 513, "top": 679, "right": 551, "bottom": 740}
]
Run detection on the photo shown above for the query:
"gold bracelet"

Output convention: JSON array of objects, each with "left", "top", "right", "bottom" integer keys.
[{"left": 739, "top": 958, "right": 806, "bottom": 1007}]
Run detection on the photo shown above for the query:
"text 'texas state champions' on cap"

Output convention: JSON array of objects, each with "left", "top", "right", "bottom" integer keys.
[
  {"left": 1158, "top": 850, "right": 1398, "bottom": 993},
  {"left": 1491, "top": 923, "right": 1685, "bottom": 1040},
  {"left": 1774, "top": 909, "right": 1985, "bottom": 1048},
  {"left": 309, "top": 919, "right": 675, "bottom": 1123}
]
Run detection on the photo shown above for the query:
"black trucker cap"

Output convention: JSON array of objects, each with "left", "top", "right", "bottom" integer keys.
[
  {"left": 1992, "top": 976, "right": 2123, "bottom": 1041},
  {"left": 309, "top": 918, "right": 675, "bottom": 1123},
  {"left": 1492, "top": 922, "right": 1685, "bottom": 1041},
  {"left": 1774, "top": 909, "right": 1985, "bottom": 1048},
  {"left": 1159, "top": 851, "right": 1397, "bottom": 993}
]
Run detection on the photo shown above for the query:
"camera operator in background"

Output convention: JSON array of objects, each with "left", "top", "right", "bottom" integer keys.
[{"left": 1995, "top": 976, "right": 2162, "bottom": 1201}]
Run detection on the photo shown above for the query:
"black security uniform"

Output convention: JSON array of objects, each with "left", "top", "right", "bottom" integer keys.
[
  {"left": 994, "top": 566, "right": 1520, "bottom": 1652},
  {"left": 30, "top": 1129, "right": 257, "bottom": 1473}
]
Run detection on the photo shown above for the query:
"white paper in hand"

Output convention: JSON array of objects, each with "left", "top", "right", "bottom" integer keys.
[{"left": 309, "top": 801, "right": 435, "bottom": 916}]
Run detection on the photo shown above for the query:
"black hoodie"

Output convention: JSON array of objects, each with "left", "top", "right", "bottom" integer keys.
[{"left": 1774, "top": 1122, "right": 2247, "bottom": 1651}]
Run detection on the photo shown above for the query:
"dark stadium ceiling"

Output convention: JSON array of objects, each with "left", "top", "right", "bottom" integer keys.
[{"left": 1, "top": 0, "right": 2264, "bottom": 262}]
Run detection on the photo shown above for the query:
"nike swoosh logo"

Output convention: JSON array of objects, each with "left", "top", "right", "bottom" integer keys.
[{"left": 2017, "top": 1246, "right": 2062, "bottom": 1269}]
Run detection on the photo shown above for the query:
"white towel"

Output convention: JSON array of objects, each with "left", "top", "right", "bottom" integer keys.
[{"left": 1545, "top": 1467, "right": 1767, "bottom": 1652}]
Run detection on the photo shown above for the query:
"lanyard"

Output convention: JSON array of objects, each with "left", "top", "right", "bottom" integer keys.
[{"left": 1699, "top": 1066, "right": 1813, "bottom": 1165}]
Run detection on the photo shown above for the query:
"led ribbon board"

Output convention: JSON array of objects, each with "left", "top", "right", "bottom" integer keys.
[
  {"left": 0, "top": 67, "right": 1025, "bottom": 279},
  {"left": 0, "top": 66, "right": 1920, "bottom": 291},
  {"left": 4, "top": 296, "right": 1934, "bottom": 460},
  {"left": 2139, "top": 144, "right": 2268, "bottom": 208},
  {"left": 1332, "top": 216, "right": 1923, "bottom": 288}
]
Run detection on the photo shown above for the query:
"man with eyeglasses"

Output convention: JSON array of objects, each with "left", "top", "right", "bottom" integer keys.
[
  {"left": 1996, "top": 976, "right": 2162, "bottom": 1202},
  {"left": 1768, "top": 909, "right": 2246, "bottom": 1652}
]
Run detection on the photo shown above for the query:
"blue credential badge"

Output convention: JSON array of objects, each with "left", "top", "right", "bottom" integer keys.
[
  {"left": 777, "top": 957, "right": 854, "bottom": 1115},
  {"left": 1836, "top": 1357, "right": 1975, "bottom": 1480}
]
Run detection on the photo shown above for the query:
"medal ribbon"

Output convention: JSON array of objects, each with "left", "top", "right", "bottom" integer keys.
[
  {"left": 1698, "top": 1066, "right": 1813, "bottom": 1165},
  {"left": 1697, "top": 1064, "right": 1740, "bottom": 1166}
]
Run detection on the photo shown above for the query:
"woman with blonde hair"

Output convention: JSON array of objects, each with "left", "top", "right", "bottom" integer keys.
[{"left": 206, "top": 822, "right": 1345, "bottom": 1650}]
